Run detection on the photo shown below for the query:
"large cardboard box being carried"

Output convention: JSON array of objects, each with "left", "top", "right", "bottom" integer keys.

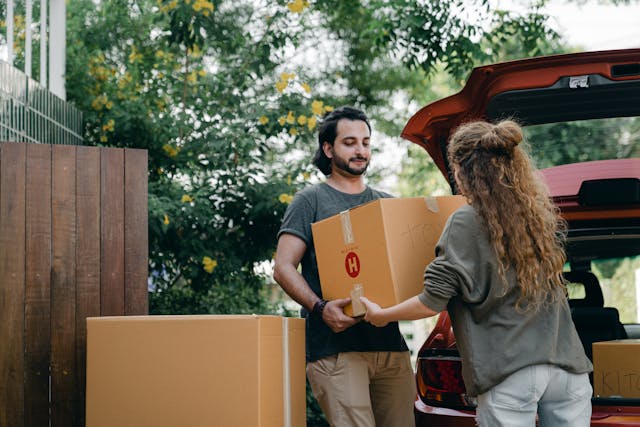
[
  {"left": 86, "top": 315, "right": 306, "bottom": 427},
  {"left": 593, "top": 339, "right": 640, "bottom": 398},
  {"left": 312, "top": 195, "right": 466, "bottom": 316}
]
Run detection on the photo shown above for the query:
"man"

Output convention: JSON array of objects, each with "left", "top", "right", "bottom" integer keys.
[{"left": 273, "top": 106, "right": 416, "bottom": 427}]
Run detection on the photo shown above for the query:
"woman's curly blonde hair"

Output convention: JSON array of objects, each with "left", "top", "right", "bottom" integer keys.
[{"left": 448, "top": 119, "right": 566, "bottom": 311}]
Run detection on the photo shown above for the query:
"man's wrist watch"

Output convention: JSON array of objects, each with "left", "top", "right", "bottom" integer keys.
[{"left": 312, "top": 299, "right": 328, "bottom": 316}]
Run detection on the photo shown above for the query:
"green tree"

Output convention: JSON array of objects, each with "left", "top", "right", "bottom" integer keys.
[
  {"left": 595, "top": 257, "right": 640, "bottom": 324},
  {"left": 66, "top": 0, "right": 329, "bottom": 314},
  {"left": 62, "top": 0, "right": 562, "bottom": 315},
  {"left": 395, "top": 5, "right": 567, "bottom": 196},
  {"left": 526, "top": 118, "right": 640, "bottom": 168}
]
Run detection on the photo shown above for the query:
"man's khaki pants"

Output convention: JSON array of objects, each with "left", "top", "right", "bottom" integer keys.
[{"left": 306, "top": 351, "right": 416, "bottom": 427}]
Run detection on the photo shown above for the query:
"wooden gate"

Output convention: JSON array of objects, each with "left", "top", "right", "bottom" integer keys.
[{"left": 0, "top": 142, "right": 148, "bottom": 427}]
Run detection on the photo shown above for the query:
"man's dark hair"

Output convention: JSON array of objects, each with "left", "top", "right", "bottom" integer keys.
[{"left": 312, "top": 106, "right": 371, "bottom": 176}]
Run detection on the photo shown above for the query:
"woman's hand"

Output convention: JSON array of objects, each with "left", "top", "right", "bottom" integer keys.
[{"left": 360, "top": 297, "right": 389, "bottom": 327}]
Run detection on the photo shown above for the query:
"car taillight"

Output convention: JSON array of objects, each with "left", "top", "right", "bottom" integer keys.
[{"left": 416, "top": 349, "right": 476, "bottom": 410}]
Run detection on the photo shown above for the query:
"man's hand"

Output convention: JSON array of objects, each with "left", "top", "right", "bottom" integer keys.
[
  {"left": 360, "top": 297, "right": 389, "bottom": 327},
  {"left": 322, "top": 298, "right": 359, "bottom": 332}
]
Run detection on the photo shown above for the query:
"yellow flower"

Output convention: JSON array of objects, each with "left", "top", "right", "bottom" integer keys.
[
  {"left": 275, "top": 80, "right": 288, "bottom": 93},
  {"left": 91, "top": 95, "right": 108, "bottom": 111},
  {"left": 280, "top": 72, "right": 296, "bottom": 82},
  {"left": 297, "top": 115, "right": 307, "bottom": 125},
  {"left": 286, "top": 111, "right": 295, "bottom": 124},
  {"left": 278, "top": 193, "right": 294, "bottom": 204},
  {"left": 128, "top": 45, "right": 143, "bottom": 63},
  {"left": 289, "top": 127, "right": 298, "bottom": 136},
  {"left": 307, "top": 116, "right": 317, "bottom": 130},
  {"left": 92, "top": 66, "right": 109, "bottom": 82},
  {"left": 193, "top": 0, "right": 214, "bottom": 14},
  {"left": 187, "top": 71, "right": 198, "bottom": 84},
  {"left": 198, "top": 69, "right": 206, "bottom": 77},
  {"left": 181, "top": 194, "right": 193, "bottom": 203},
  {"left": 188, "top": 44, "right": 202, "bottom": 57},
  {"left": 259, "top": 115, "right": 269, "bottom": 125},
  {"left": 102, "top": 119, "right": 115, "bottom": 132},
  {"left": 100, "top": 135, "right": 108, "bottom": 143},
  {"left": 163, "top": 144, "right": 179, "bottom": 158},
  {"left": 202, "top": 256, "right": 218, "bottom": 274},
  {"left": 159, "top": 0, "right": 178, "bottom": 12},
  {"left": 287, "top": 0, "right": 309, "bottom": 13},
  {"left": 301, "top": 82, "right": 311, "bottom": 93},
  {"left": 324, "top": 105, "right": 334, "bottom": 112},
  {"left": 302, "top": 172, "right": 311, "bottom": 180},
  {"left": 118, "top": 72, "right": 132, "bottom": 89},
  {"left": 311, "top": 100, "right": 324, "bottom": 116},
  {"left": 278, "top": 117, "right": 286, "bottom": 126},
  {"left": 163, "top": 214, "right": 170, "bottom": 225}
]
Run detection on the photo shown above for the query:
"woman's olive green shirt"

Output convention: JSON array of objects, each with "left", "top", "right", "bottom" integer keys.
[{"left": 419, "top": 204, "right": 592, "bottom": 397}]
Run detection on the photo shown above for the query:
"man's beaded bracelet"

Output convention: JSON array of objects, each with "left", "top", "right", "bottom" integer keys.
[{"left": 312, "top": 299, "right": 328, "bottom": 316}]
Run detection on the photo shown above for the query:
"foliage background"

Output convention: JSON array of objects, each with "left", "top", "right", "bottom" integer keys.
[{"left": 59, "top": 0, "right": 578, "bottom": 317}]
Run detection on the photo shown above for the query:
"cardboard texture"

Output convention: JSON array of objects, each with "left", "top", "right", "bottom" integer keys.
[
  {"left": 593, "top": 339, "right": 640, "bottom": 398},
  {"left": 312, "top": 196, "right": 466, "bottom": 316},
  {"left": 85, "top": 315, "right": 306, "bottom": 427}
]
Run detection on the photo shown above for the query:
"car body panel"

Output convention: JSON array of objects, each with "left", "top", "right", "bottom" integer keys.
[
  {"left": 414, "top": 400, "right": 476, "bottom": 426},
  {"left": 540, "top": 159, "right": 640, "bottom": 221},
  {"left": 404, "top": 49, "right": 640, "bottom": 426},
  {"left": 401, "top": 48, "right": 640, "bottom": 178}
]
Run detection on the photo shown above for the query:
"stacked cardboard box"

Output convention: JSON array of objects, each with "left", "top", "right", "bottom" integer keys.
[
  {"left": 593, "top": 339, "right": 640, "bottom": 398},
  {"left": 86, "top": 315, "right": 305, "bottom": 426}
]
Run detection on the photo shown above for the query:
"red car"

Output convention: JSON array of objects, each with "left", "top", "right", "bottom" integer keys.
[{"left": 401, "top": 49, "right": 640, "bottom": 426}]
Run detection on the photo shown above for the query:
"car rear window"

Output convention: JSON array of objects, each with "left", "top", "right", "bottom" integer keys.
[
  {"left": 524, "top": 117, "right": 640, "bottom": 169},
  {"left": 593, "top": 255, "right": 640, "bottom": 324}
]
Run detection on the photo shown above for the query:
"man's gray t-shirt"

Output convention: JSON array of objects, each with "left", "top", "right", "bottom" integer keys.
[
  {"left": 419, "top": 204, "right": 593, "bottom": 396},
  {"left": 278, "top": 183, "right": 408, "bottom": 362}
]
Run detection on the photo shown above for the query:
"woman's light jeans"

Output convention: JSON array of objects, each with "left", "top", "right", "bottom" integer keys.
[{"left": 476, "top": 364, "right": 592, "bottom": 427}]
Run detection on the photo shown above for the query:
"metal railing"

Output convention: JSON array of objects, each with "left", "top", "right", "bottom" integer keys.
[{"left": 0, "top": 60, "right": 82, "bottom": 145}]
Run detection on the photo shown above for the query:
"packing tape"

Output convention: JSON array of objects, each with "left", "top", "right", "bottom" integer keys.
[
  {"left": 282, "top": 317, "right": 291, "bottom": 427},
  {"left": 340, "top": 210, "right": 355, "bottom": 244},
  {"left": 424, "top": 196, "right": 439, "bottom": 213},
  {"left": 350, "top": 284, "right": 366, "bottom": 317}
]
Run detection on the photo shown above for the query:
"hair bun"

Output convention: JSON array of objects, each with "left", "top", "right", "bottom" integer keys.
[
  {"left": 479, "top": 120, "right": 522, "bottom": 153},
  {"left": 495, "top": 120, "right": 523, "bottom": 148}
]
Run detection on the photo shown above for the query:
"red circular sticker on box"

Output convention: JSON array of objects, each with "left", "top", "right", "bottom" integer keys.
[{"left": 344, "top": 251, "right": 360, "bottom": 278}]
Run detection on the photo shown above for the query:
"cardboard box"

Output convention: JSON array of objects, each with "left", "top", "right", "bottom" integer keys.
[
  {"left": 312, "top": 196, "right": 466, "bottom": 316},
  {"left": 86, "top": 315, "right": 306, "bottom": 427},
  {"left": 593, "top": 339, "right": 640, "bottom": 398}
]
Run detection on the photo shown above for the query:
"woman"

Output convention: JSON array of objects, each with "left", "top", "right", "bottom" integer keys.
[{"left": 360, "top": 120, "right": 593, "bottom": 426}]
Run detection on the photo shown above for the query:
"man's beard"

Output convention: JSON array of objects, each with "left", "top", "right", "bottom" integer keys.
[{"left": 332, "top": 155, "right": 369, "bottom": 176}]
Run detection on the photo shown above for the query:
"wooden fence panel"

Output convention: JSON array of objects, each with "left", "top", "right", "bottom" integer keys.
[
  {"left": 75, "top": 146, "right": 101, "bottom": 427},
  {"left": 100, "top": 148, "right": 125, "bottom": 316},
  {"left": 0, "top": 142, "right": 27, "bottom": 427},
  {"left": 24, "top": 143, "right": 52, "bottom": 426},
  {"left": 51, "top": 145, "right": 78, "bottom": 426},
  {"left": 124, "top": 148, "right": 149, "bottom": 315},
  {"left": 0, "top": 142, "right": 148, "bottom": 427}
]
